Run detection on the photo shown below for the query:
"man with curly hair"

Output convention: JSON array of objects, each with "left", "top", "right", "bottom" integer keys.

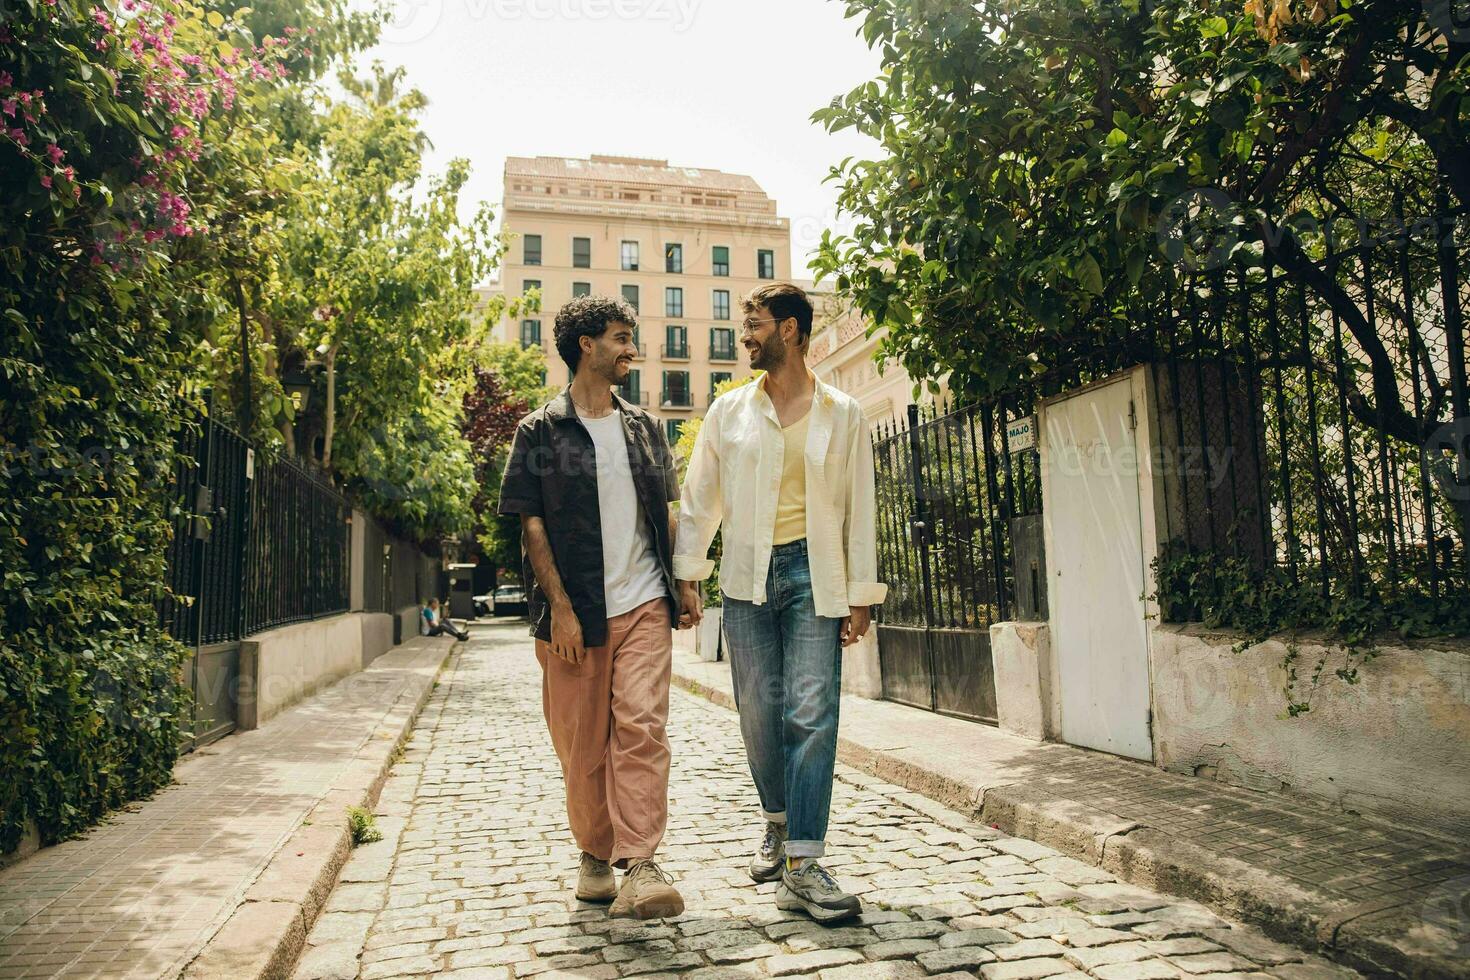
[{"left": 499, "top": 295, "right": 688, "bottom": 919}]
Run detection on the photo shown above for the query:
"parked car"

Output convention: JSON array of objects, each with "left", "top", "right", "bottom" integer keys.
[
  {"left": 472, "top": 593, "right": 493, "bottom": 618},
  {"left": 492, "top": 585, "right": 528, "bottom": 618}
]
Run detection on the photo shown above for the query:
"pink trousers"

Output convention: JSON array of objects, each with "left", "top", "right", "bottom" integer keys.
[{"left": 535, "top": 596, "right": 672, "bottom": 867}]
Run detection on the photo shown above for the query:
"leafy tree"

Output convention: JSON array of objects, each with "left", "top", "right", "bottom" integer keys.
[
  {"left": 813, "top": 0, "right": 1466, "bottom": 427},
  {"left": 0, "top": 0, "right": 312, "bottom": 853},
  {"left": 461, "top": 341, "right": 551, "bottom": 575}
]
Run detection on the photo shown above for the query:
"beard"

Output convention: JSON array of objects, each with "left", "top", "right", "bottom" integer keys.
[{"left": 749, "top": 333, "right": 788, "bottom": 371}]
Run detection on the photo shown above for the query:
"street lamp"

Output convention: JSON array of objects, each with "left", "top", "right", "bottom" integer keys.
[{"left": 282, "top": 369, "right": 315, "bottom": 414}]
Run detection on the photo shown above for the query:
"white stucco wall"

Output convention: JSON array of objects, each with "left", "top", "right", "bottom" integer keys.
[
  {"left": 1150, "top": 624, "right": 1470, "bottom": 836},
  {"left": 990, "top": 621, "right": 1054, "bottom": 742}
]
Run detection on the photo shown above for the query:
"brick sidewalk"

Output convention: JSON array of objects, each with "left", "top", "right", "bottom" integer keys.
[
  {"left": 292, "top": 622, "right": 1365, "bottom": 980},
  {"left": 671, "top": 645, "right": 1470, "bottom": 977},
  {"left": 0, "top": 637, "right": 453, "bottom": 980}
]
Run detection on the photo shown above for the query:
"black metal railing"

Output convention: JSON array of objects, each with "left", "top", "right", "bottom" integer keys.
[
  {"left": 873, "top": 400, "right": 1041, "bottom": 634},
  {"left": 900, "top": 202, "right": 1468, "bottom": 636},
  {"left": 661, "top": 388, "right": 693, "bottom": 408},
  {"left": 159, "top": 414, "right": 357, "bottom": 645},
  {"left": 242, "top": 451, "right": 350, "bottom": 635},
  {"left": 661, "top": 343, "right": 689, "bottom": 360}
]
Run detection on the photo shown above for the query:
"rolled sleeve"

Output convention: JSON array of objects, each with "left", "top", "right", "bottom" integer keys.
[
  {"left": 673, "top": 406, "right": 724, "bottom": 582},
  {"left": 497, "top": 420, "right": 544, "bottom": 517},
  {"left": 843, "top": 411, "right": 888, "bottom": 607}
]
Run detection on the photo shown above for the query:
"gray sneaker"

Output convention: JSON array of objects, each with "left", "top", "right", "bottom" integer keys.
[
  {"left": 749, "top": 820, "right": 787, "bottom": 883},
  {"left": 775, "top": 860, "right": 862, "bottom": 923}
]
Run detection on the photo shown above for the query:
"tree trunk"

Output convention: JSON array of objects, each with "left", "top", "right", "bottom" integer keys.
[{"left": 321, "top": 342, "right": 339, "bottom": 469}]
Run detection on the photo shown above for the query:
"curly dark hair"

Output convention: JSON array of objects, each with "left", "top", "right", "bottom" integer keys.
[{"left": 553, "top": 295, "right": 638, "bottom": 374}]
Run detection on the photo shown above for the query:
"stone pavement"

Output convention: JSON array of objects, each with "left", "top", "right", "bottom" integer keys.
[
  {"left": 0, "top": 636, "right": 454, "bottom": 980},
  {"left": 671, "top": 644, "right": 1470, "bottom": 978},
  {"left": 293, "top": 622, "right": 1367, "bottom": 980}
]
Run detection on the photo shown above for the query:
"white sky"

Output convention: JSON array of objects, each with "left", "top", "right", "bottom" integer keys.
[{"left": 355, "top": 0, "right": 884, "bottom": 277}]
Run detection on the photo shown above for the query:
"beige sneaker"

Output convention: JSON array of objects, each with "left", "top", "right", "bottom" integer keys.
[
  {"left": 575, "top": 851, "right": 617, "bottom": 903},
  {"left": 608, "top": 858, "right": 685, "bottom": 919}
]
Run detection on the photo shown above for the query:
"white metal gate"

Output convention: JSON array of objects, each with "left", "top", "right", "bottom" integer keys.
[{"left": 1041, "top": 375, "right": 1153, "bottom": 761}]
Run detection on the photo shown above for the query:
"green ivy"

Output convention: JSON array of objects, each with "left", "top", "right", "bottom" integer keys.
[{"left": 1152, "top": 544, "right": 1470, "bottom": 716}]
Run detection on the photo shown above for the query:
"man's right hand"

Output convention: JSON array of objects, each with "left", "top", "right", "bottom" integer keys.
[
  {"left": 676, "top": 580, "right": 704, "bottom": 629},
  {"left": 550, "top": 602, "right": 586, "bottom": 664}
]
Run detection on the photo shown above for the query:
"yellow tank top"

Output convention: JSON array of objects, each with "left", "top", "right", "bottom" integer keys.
[{"left": 773, "top": 410, "right": 810, "bottom": 545}]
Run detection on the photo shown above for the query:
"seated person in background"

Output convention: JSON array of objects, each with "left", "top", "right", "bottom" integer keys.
[{"left": 423, "top": 597, "right": 469, "bottom": 641}]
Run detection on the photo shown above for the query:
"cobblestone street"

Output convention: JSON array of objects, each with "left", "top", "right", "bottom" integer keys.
[{"left": 293, "top": 624, "right": 1360, "bottom": 980}]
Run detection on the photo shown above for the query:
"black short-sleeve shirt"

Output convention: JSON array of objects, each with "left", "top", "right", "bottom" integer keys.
[{"left": 498, "top": 388, "right": 681, "bottom": 646}]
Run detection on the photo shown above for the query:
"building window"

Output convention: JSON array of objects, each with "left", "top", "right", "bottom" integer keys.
[
  {"left": 523, "top": 234, "right": 542, "bottom": 266},
  {"left": 662, "top": 370, "right": 691, "bottom": 408},
  {"left": 710, "top": 371, "right": 733, "bottom": 399},
  {"left": 573, "top": 237, "right": 591, "bottom": 268},
  {"left": 710, "top": 327, "right": 736, "bottom": 361},
  {"left": 572, "top": 281, "right": 591, "bottom": 297},
  {"left": 665, "top": 243, "right": 682, "bottom": 274},
  {"left": 666, "top": 418, "right": 684, "bottom": 445},
  {"left": 621, "top": 240, "right": 639, "bottom": 271},
  {"left": 757, "top": 249, "right": 775, "bottom": 279},
  {"left": 523, "top": 279, "right": 541, "bottom": 295},
  {"left": 712, "top": 245, "right": 730, "bottom": 276},
  {"left": 712, "top": 289, "right": 730, "bottom": 320},
  {"left": 520, "top": 320, "right": 541, "bottom": 348},
  {"left": 665, "top": 287, "right": 683, "bottom": 318},
  {"left": 619, "top": 368, "right": 642, "bottom": 405},
  {"left": 664, "top": 324, "right": 688, "bottom": 359},
  {"left": 621, "top": 284, "right": 639, "bottom": 312}
]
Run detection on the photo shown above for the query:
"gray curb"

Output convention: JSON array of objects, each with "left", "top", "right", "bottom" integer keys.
[
  {"left": 668, "top": 666, "right": 1464, "bottom": 979},
  {"left": 179, "top": 641, "right": 458, "bottom": 980}
]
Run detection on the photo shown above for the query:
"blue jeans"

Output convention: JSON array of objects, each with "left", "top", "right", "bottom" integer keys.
[{"left": 722, "top": 540, "right": 842, "bottom": 858}]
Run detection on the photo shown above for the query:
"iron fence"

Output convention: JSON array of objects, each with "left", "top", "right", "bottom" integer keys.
[
  {"left": 159, "top": 414, "right": 352, "bottom": 645},
  {"left": 1140, "top": 243, "right": 1468, "bottom": 629},
  {"left": 871, "top": 400, "right": 1043, "bottom": 722},
  {"left": 242, "top": 450, "right": 350, "bottom": 635},
  {"left": 899, "top": 201, "right": 1469, "bottom": 636}
]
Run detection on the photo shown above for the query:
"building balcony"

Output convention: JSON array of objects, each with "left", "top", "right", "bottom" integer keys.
[
  {"left": 661, "top": 390, "right": 693, "bottom": 409},
  {"left": 710, "top": 347, "right": 738, "bottom": 363},
  {"left": 629, "top": 343, "right": 647, "bottom": 359},
  {"left": 661, "top": 343, "right": 690, "bottom": 360},
  {"left": 618, "top": 389, "right": 650, "bottom": 406}
]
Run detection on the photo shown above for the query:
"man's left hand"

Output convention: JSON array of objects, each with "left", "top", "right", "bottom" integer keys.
[{"left": 839, "top": 605, "right": 871, "bottom": 648}]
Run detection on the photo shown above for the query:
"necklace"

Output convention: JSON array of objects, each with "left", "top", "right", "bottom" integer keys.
[{"left": 570, "top": 393, "right": 615, "bottom": 419}]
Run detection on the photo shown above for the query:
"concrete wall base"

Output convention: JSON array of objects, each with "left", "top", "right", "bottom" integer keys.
[
  {"left": 990, "top": 621, "right": 1054, "bottom": 741},
  {"left": 360, "top": 613, "right": 394, "bottom": 667},
  {"left": 1150, "top": 624, "right": 1470, "bottom": 836},
  {"left": 238, "top": 614, "right": 369, "bottom": 731}
]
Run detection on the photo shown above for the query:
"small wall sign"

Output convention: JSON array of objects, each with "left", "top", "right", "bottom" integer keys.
[{"left": 1006, "top": 415, "right": 1036, "bottom": 453}]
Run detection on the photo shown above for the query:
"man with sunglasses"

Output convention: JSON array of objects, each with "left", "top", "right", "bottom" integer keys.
[{"left": 674, "top": 281, "right": 886, "bottom": 923}]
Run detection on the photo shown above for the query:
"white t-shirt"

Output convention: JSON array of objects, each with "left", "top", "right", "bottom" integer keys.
[{"left": 581, "top": 411, "right": 668, "bottom": 619}]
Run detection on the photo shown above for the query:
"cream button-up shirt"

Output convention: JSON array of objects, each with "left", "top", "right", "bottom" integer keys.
[{"left": 674, "top": 372, "right": 888, "bottom": 617}]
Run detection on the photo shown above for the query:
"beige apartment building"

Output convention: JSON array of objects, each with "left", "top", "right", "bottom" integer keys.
[
  {"left": 803, "top": 278, "right": 915, "bottom": 425},
  {"left": 495, "top": 154, "right": 791, "bottom": 444}
]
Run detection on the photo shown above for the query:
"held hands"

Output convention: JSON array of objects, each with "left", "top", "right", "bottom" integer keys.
[
  {"left": 550, "top": 601, "right": 586, "bottom": 664},
  {"left": 676, "top": 580, "right": 703, "bottom": 630},
  {"left": 840, "top": 605, "right": 872, "bottom": 648}
]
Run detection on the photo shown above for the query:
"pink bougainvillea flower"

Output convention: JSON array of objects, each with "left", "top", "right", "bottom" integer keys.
[
  {"left": 46, "top": 143, "right": 63, "bottom": 164},
  {"left": 40, "top": 174, "right": 52, "bottom": 189},
  {"left": 1, "top": 100, "right": 15, "bottom": 117}
]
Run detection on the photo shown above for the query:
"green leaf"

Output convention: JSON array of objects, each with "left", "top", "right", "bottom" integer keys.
[{"left": 1075, "top": 253, "right": 1104, "bottom": 296}]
